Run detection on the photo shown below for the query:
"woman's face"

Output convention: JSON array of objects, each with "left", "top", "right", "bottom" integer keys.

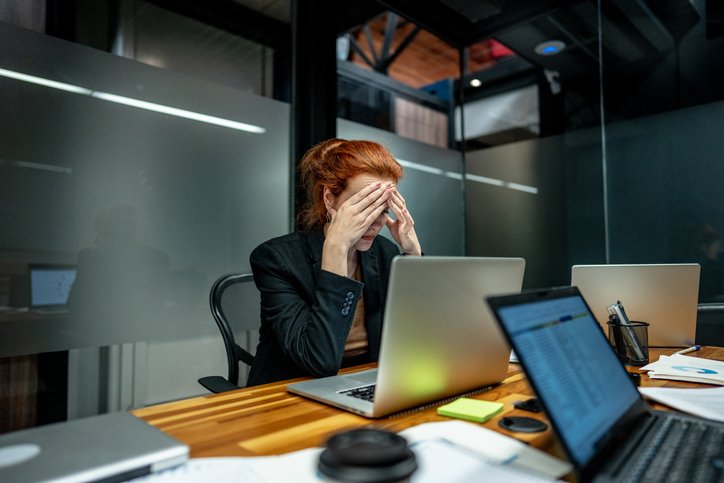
[{"left": 329, "top": 173, "right": 394, "bottom": 252}]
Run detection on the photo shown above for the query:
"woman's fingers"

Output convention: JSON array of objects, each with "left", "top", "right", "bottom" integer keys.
[
  {"left": 388, "top": 190, "right": 413, "bottom": 227},
  {"left": 348, "top": 182, "right": 386, "bottom": 211}
]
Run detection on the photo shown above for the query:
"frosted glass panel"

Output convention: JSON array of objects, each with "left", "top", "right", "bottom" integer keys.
[
  {"left": 601, "top": 0, "right": 724, "bottom": 302},
  {"left": 0, "top": 22, "right": 290, "bottom": 357}
]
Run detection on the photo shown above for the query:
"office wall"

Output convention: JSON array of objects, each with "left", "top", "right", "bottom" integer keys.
[
  {"left": 0, "top": 22, "right": 290, "bottom": 407},
  {"left": 465, "top": 129, "right": 605, "bottom": 289},
  {"left": 468, "top": 100, "right": 724, "bottom": 293},
  {"left": 605, "top": 101, "right": 724, "bottom": 265},
  {"left": 115, "top": 1, "right": 274, "bottom": 97}
]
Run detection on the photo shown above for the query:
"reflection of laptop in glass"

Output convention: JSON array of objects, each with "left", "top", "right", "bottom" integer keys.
[
  {"left": 571, "top": 264, "right": 700, "bottom": 347},
  {"left": 0, "top": 411, "right": 188, "bottom": 482},
  {"left": 487, "top": 286, "right": 724, "bottom": 483},
  {"left": 29, "top": 264, "right": 77, "bottom": 314},
  {"left": 286, "top": 256, "right": 526, "bottom": 418}
]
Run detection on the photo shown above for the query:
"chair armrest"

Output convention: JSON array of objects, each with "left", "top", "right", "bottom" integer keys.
[{"left": 198, "top": 375, "right": 240, "bottom": 394}]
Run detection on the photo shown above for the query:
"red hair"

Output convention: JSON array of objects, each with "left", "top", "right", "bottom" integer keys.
[{"left": 297, "top": 139, "right": 403, "bottom": 231}]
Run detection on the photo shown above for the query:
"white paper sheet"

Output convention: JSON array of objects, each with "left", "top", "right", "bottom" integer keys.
[
  {"left": 639, "top": 386, "right": 724, "bottom": 422},
  {"left": 399, "top": 421, "right": 571, "bottom": 479}
]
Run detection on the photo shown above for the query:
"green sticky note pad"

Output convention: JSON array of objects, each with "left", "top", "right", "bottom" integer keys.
[{"left": 437, "top": 398, "right": 504, "bottom": 423}]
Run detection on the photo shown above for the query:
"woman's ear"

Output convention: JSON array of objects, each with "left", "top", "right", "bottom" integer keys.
[{"left": 323, "top": 187, "right": 335, "bottom": 211}]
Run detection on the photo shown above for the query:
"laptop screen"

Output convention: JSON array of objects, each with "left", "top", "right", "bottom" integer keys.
[
  {"left": 490, "top": 289, "right": 640, "bottom": 468},
  {"left": 30, "top": 265, "right": 77, "bottom": 307}
]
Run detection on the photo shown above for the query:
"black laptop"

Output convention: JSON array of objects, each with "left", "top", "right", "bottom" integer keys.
[{"left": 486, "top": 286, "right": 724, "bottom": 483}]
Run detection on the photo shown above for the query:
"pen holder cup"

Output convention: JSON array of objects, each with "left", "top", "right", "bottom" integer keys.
[{"left": 606, "top": 320, "right": 649, "bottom": 366}]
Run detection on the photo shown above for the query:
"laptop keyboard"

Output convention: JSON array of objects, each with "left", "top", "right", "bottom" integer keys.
[
  {"left": 339, "top": 384, "right": 376, "bottom": 402},
  {"left": 619, "top": 416, "right": 724, "bottom": 483}
]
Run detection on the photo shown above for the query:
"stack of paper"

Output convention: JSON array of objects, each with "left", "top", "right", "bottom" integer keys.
[
  {"left": 399, "top": 420, "right": 572, "bottom": 479},
  {"left": 640, "top": 354, "right": 724, "bottom": 385}
]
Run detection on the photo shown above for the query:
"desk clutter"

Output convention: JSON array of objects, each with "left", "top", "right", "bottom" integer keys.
[
  {"left": 640, "top": 353, "right": 724, "bottom": 385},
  {"left": 130, "top": 421, "right": 571, "bottom": 482}
]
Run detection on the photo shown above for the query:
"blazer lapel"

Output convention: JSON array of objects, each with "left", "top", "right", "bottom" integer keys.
[
  {"left": 304, "top": 231, "right": 325, "bottom": 284},
  {"left": 360, "top": 241, "right": 383, "bottom": 359},
  {"left": 307, "top": 231, "right": 384, "bottom": 359}
]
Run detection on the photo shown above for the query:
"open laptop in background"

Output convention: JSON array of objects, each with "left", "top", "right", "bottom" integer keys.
[
  {"left": 0, "top": 411, "right": 188, "bottom": 482},
  {"left": 286, "top": 256, "right": 526, "bottom": 418},
  {"left": 486, "top": 286, "right": 724, "bottom": 483},
  {"left": 29, "top": 263, "right": 77, "bottom": 314},
  {"left": 571, "top": 264, "right": 700, "bottom": 347}
]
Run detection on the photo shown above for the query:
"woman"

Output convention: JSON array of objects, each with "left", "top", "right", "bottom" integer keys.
[{"left": 247, "top": 138, "right": 422, "bottom": 386}]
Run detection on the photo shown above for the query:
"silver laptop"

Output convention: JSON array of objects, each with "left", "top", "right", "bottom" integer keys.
[
  {"left": 571, "top": 263, "right": 700, "bottom": 347},
  {"left": 286, "top": 256, "right": 526, "bottom": 418},
  {"left": 0, "top": 411, "right": 188, "bottom": 482}
]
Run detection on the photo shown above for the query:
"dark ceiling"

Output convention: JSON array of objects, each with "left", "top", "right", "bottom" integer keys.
[
  {"left": 153, "top": 0, "right": 722, "bottom": 120},
  {"left": 360, "top": 0, "right": 703, "bottom": 82},
  {"left": 160, "top": 0, "right": 713, "bottom": 88}
]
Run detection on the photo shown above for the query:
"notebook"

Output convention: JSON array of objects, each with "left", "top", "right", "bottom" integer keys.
[
  {"left": 486, "top": 286, "right": 724, "bottom": 483},
  {"left": 571, "top": 264, "right": 700, "bottom": 347},
  {"left": 286, "top": 255, "right": 525, "bottom": 418},
  {"left": 0, "top": 411, "right": 188, "bottom": 482},
  {"left": 29, "top": 263, "right": 77, "bottom": 314}
]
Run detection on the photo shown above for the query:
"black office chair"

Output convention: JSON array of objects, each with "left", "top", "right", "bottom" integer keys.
[
  {"left": 695, "top": 303, "right": 724, "bottom": 346},
  {"left": 197, "top": 272, "right": 259, "bottom": 393}
]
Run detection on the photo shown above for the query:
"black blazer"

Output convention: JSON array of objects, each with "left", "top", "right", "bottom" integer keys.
[{"left": 247, "top": 231, "right": 401, "bottom": 386}]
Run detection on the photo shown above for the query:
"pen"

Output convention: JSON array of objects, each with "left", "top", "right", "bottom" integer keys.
[{"left": 674, "top": 345, "right": 701, "bottom": 355}]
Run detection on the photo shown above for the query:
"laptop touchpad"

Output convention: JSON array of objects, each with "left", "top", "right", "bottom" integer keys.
[{"left": 345, "top": 369, "right": 377, "bottom": 385}]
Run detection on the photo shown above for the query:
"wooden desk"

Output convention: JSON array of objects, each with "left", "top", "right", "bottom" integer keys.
[{"left": 133, "top": 347, "right": 724, "bottom": 462}]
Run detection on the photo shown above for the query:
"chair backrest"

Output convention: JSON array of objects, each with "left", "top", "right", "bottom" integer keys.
[
  {"left": 696, "top": 303, "right": 724, "bottom": 346},
  {"left": 209, "top": 272, "right": 259, "bottom": 387}
]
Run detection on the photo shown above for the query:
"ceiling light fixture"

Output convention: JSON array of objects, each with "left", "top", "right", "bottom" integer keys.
[
  {"left": 469, "top": 78, "right": 482, "bottom": 87},
  {"left": 534, "top": 40, "right": 566, "bottom": 56}
]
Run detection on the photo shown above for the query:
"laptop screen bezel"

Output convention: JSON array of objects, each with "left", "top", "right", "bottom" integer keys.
[{"left": 486, "top": 286, "right": 650, "bottom": 480}]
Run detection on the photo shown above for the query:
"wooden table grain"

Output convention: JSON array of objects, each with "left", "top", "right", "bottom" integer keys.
[{"left": 133, "top": 347, "right": 724, "bottom": 460}]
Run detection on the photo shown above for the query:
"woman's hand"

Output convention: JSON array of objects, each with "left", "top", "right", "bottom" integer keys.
[
  {"left": 386, "top": 189, "right": 422, "bottom": 256},
  {"left": 326, "top": 182, "right": 393, "bottom": 249},
  {"left": 322, "top": 182, "right": 393, "bottom": 276}
]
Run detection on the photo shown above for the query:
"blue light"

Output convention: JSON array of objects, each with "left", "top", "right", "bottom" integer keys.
[{"left": 534, "top": 40, "right": 566, "bottom": 56}]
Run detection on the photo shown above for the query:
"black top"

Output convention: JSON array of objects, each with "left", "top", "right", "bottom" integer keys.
[{"left": 247, "top": 231, "right": 400, "bottom": 386}]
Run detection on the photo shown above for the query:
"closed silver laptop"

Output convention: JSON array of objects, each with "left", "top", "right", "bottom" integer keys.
[
  {"left": 571, "top": 263, "right": 700, "bottom": 347},
  {"left": 286, "top": 256, "right": 526, "bottom": 418},
  {"left": 0, "top": 411, "right": 188, "bottom": 482}
]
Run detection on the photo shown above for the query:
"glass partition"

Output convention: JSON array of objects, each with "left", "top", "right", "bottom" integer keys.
[
  {"left": 600, "top": 0, "right": 724, "bottom": 302},
  {"left": 0, "top": 21, "right": 290, "bottom": 428}
]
